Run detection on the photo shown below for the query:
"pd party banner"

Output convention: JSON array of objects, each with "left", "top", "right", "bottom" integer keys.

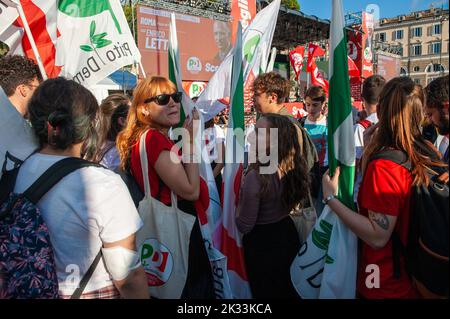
[{"left": 137, "top": 4, "right": 232, "bottom": 82}]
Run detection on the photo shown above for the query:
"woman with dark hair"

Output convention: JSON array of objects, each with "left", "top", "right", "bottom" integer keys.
[
  {"left": 322, "top": 77, "right": 446, "bottom": 299},
  {"left": 236, "top": 113, "right": 310, "bottom": 299},
  {"left": 13, "top": 78, "right": 148, "bottom": 299},
  {"left": 85, "top": 93, "right": 130, "bottom": 170}
]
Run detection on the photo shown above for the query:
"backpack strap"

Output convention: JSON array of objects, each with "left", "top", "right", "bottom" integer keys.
[
  {"left": 370, "top": 149, "right": 412, "bottom": 171},
  {"left": 21, "top": 157, "right": 103, "bottom": 299},
  {"left": 299, "top": 116, "right": 307, "bottom": 127},
  {"left": 70, "top": 249, "right": 102, "bottom": 299},
  {"left": 23, "top": 157, "right": 101, "bottom": 204},
  {"left": 370, "top": 149, "right": 412, "bottom": 279}
]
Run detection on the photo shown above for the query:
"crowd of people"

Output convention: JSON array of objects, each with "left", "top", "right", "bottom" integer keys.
[{"left": 0, "top": 54, "right": 448, "bottom": 299}]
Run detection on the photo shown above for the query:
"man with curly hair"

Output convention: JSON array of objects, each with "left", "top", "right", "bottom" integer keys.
[
  {"left": 0, "top": 55, "right": 42, "bottom": 177},
  {"left": 0, "top": 55, "right": 42, "bottom": 117}
]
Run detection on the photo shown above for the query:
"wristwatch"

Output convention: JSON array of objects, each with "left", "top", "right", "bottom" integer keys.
[{"left": 322, "top": 194, "right": 336, "bottom": 205}]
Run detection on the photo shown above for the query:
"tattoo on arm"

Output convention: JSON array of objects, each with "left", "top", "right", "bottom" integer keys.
[{"left": 369, "top": 212, "right": 390, "bottom": 230}]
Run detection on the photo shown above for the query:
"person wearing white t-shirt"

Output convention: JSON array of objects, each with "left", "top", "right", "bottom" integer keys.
[
  {"left": 354, "top": 75, "right": 386, "bottom": 204},
  {"left": 14, "top": 78, "right": 148, "bottom": 299}
]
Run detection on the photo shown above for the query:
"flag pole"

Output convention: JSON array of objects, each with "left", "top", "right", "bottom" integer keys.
[
  {"left": 15, "top": 3, "right": 47, "bottom": 80},
  {"left": 266, "top": 47, "right": 277, "bottom": 72},
  {"left": 139, "top": 61, "right": 146, "bottom": 79}
]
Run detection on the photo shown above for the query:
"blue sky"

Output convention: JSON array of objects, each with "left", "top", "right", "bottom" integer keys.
[{"left": 298, "top": 0, "right": 449, "bottom": 20}]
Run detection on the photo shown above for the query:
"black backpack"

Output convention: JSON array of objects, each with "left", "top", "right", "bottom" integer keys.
[{"left": 372, "top": 149, "right": 449, "bottom": 298}]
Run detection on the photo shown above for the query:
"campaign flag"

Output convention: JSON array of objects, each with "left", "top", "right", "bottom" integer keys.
[
  {"left": 309, "top": 60, "right": 329, "bottom": 93},
  {"left": 168, "top": 13, "right": 233, "bottom": 299},
  {"left": 1, "top": 0, "right": 141, "bottom": 87},
  {"left": 0, "top": 0, "right": 60, "bottom": 78},
  {"left": 289, "top": 46, "right": 305, "bottom": 81},
  {"left": 291, "top": 0, "right": 357, "bottom": 299},
  {"left": 195, "top": 0, "right": 281, "bottom": 121},
  {"left": 306, "top": 43, "right": 326, "bottom": 72},
  {"left": 0, "top": 0, "right": 19, "bottom": 35},
  {"left": 220, "top": 22, "right": 252, "bottom": 299},
  {"left": 55, "top": 0, "right": 141, "bottom": 87},
  {"left": 347, "top": 55, "right": 360, "bottom": 77}
]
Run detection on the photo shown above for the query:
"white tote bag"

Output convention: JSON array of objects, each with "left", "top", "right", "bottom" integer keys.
[{"left": 136, "top": 130, "right": 196, "bottom": 299}]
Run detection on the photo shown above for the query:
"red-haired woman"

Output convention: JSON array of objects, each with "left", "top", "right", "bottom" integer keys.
[{"left": 117, "top": 76, "right": 214, "bottom": 298}]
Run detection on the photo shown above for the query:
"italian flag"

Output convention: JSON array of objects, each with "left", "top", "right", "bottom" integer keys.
[
  {"left": 168, "top": 14, "right": 232, "bottom": 299},
  {"left": 290, "top": 0, "right": 357, "bottom": 298},
  {"left": 220, "top": 22, "right": 252, "bottom": 299}
]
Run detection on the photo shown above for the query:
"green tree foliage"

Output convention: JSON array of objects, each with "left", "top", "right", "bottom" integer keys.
[
  {"left": 0, "top": 42, "right": 8, "bottom": 57},
  {"left": 282, "top": 0, "right": 300, "bottom": 11},
  {"left": 123, "top": 4, "right": 137, "bottom": 44}
]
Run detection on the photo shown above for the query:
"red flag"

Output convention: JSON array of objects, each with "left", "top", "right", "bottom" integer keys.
[
  {"left": 1, "top": 1, "right": 61, "bottom": 78},
  {"left": 347, "top": 56, "right": 360, "bottom": 78},
  {"left": 309, "top": 60, "right": 329, "bottom": 94},
  {"left": 289, "top": 46, "right": 305, "bottom": 81},
  {"left": 306, "top": 43, "right": 326, "bottom": 72}
]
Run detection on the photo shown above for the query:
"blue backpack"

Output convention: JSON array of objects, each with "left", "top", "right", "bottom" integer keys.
[{"left": 0, "top": 157, "right": 100, "bottom": 299}]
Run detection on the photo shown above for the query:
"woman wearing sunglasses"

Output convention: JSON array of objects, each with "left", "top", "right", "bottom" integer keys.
[{"left": 117, "top": 76, "right": 215, "bottom": 298}]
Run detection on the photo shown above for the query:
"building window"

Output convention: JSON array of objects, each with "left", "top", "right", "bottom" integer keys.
[
  {"left": 413, "top": 27, "right": 422, "bottom": 37},
  {"left": 433, "top": 24, "right": 441, "bottom": 35},
  {"left": 426, "top": 63, "right": 445, "bottom": 73},
  {"left": 413, "top": 66, "right": 420, "bottom": 72},
  {"left": 431, "top": 42, "right": 441, "bottom": 54},
  {"left": 394, "top": 30, "right": 404, "bottom": 40},
  {"left": 379, "top": 32, "right": 386, "bottom": 42},
  {"left": 413, "top": 78, "right": 421, "bottom": 84},
  {"left": 400, "top": 67, "right": 408, "bottom": 76},
  {"left": 411, "top": 44, "right": 422, "bottom": 56}
]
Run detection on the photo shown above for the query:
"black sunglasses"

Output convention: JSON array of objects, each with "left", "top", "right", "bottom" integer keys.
[{"left": 144, "top": 92, "right": 182, "bottom": 105}]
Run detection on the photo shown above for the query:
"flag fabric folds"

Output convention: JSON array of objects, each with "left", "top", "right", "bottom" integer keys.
[{"left": 291, "top": 0, "right": 358, "bottom": 299}]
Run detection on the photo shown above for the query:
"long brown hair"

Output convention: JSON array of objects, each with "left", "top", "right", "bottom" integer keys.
[
  {"left": 249, "top": 113, "right": 310, "bottom": 211},
  {"left": 86, "top": 93, "right": 130, "bottom": 163},
  {"left": 362, "top": 76, "right": 445, "bottom": 186},
  {"left": 116, "top": 76, "right": 177, "bottom": 170}
]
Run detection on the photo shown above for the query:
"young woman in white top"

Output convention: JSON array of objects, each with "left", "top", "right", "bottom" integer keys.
[{"left": 14, "top": 78, "right": 148, "bottom": 298}]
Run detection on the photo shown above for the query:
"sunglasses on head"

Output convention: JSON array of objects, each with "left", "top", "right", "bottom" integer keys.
[{"left": 144, "top": 92, "right": 182, "bottom": 105}]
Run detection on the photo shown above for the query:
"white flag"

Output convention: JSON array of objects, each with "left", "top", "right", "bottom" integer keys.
[
  {"left": 195, "top": 0, "right": 281, "bottom": 121},
  {"left": 55, "top": 0, "right": 141, "bottom": 87},
  {"left": 0, "top": 0, "right": 18, "bottom": 35}
]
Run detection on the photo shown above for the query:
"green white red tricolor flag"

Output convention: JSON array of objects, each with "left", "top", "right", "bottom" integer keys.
[
  {"left": 220, "top": 22, "right": 252, "bottom": 299},
  {"left": 290, "top": 0, "right": 358, "bottom": 299},
  {"left": 168, "top": 13, "right": 233, "bottom": 299}
]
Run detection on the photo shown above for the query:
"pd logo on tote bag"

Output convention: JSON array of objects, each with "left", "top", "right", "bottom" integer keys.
[{"left": 140, "top": 238, "right": 174, "bottom": 286}]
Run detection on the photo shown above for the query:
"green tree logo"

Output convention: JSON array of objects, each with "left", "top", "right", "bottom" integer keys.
[{"left": 80, "top": 20, "right": 112, "bottom": 65}]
